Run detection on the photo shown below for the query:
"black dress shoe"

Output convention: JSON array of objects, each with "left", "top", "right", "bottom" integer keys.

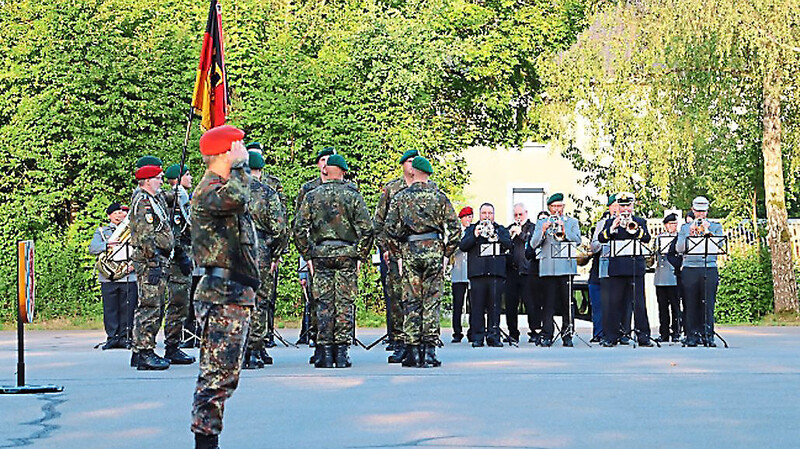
[
  {"left": 619, "top": 336, "right": 631, "bottom": 346},
  {"left": 654, "top": 336, "right": 666, "bottom": 343},
  {"left": 471, "top": 340, "right": 484, "bottom": 348},
  {"left": 528, "top": 334, "right": 541, "bottom": 344},
  {"left": 601, "top": 339, "right": 615, "bottom": 347},
  {"left": 538, "top": 338, "right": 553, "bottom": 347},
  {"left": 562, "top": 336, "right": 573, "bottom": 347},
  {"left": 137, "top": 349, "right": 170, "bottom": 370},
  {"left": 486, "top": 339, "right": 503, "bottom": 348},
  {"left": 130, "top": 351, "right": 139, "bottom": 367},
  {"left": 589, "top": 336, "right": 602, "bottom": 343},
  {"left": 638, "top": 339, "right": 654, "bottom": 347},
  {"left": 451, "top": 334, "right": 463, "bottom": 343},
  {"left": 707, "top": 340, "right": 717, "bottom": 348},
  {"left": 165, "top": 346, "right": 196, "bottom": 365},
  {"left": 683, "top": 336, "right": 699, "bottom": 347},
  {"left": 101, "top": 338, "right": 118, "bottom": 350},
  {"left": 671, "top": 334, "right": 682, "bottom": 342}
]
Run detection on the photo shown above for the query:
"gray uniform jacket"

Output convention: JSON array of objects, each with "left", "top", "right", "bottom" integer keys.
[
  {"left": 530, "top": 215, "right": 581, "bottom": 277},
  {"left": 590, "top": 217, "right": 611, "bottom": 279},
  {"left": 654, "top": 232, "right": 678, "bottom": 286},
  {"left": 89, "top": 223, "right": 136, "bottom": 283},
  {"left": 676, "top": 221, "right": 725, "bottom": 268}
]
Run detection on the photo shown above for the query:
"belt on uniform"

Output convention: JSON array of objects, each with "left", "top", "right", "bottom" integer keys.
[
  {"left": 406, "top": 232, "right": 441, "bottom": 242},
  {"left": 203, "top": 267, "right": 260, "bottom": 290},
  {"left": 316, "top": 239, "right": 353, "bottom": 247}
]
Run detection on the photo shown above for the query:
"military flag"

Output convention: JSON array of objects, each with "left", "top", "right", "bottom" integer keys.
[{"left": 191, "top": 0, "right": 229, "bottom": 130}]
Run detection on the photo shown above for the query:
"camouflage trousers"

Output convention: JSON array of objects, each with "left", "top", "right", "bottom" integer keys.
[
  {"left": 305, "top": 273, "right": 318, "bottom": 341},
  {"left": 248, "top": 257, "right": 275, "bottom": 351},
  {"left": 311, "top": 257, "right": 358, "bottom": 345},
  {"left": 401, "top": 245, "right": 444, "bottom": 345},
  {"left": 164, "top": 264, "right": 191, "bottom": 348},
  {"left": 385, "top": 256, "right": 404, "bottom": 343},
  {"left": 191, "top": 276, "right": 254, "bottom": 436},
  {"left": 132, "top": 263, "right": 169, "bottom": 352}
]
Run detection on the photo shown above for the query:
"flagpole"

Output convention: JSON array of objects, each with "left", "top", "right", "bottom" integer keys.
[{"left": 171, "top": 106, "right": 194, "bottom": 223}]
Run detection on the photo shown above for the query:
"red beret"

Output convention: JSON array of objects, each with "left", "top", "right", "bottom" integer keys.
[
  {"left": 458, "top": 206, "right": 473, "bottom": 218},
  {"left": 199, "top": 125, "right": 245, "bottom": 156},
  {"left": 135, "top": 165, "right": 163, "bottom": 180}
]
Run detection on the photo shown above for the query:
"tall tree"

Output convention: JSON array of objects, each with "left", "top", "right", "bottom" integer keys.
[{"left": 540, "top": 0, "right": 800, "bottom": 313}]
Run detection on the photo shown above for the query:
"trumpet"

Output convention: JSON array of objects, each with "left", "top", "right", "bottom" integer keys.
[
  {"left": 476, "top": 219, "right": 498, "bottom": 242},
  {"left": 692, "top": 218, "right": 711, "bottom": 236},
  {"left": 619, "top": 212, "right": 639, "bottom": 235},
  {"left": 547, "top": 215, "right": 566, "bottom": 241}
]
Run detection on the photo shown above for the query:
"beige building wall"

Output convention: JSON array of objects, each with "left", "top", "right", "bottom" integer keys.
[{"left": 459, "top": 143, "right": 597, "bottom": 225}]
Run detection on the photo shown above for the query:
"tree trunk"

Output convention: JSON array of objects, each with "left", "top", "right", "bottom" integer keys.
[{"left": 762, "top": 69, "right": 799, "bottom": 313}]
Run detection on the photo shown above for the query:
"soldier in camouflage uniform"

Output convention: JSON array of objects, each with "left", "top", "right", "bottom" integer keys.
[
  {"left": 161, "top": 163, "right": 197, "bottom": 365},
  {"left": 385, "top": 157, "right": 460, "bottom": 368},
  {"left": 190, "top": 125, "right": 259, "bottom": 449},
  {"left": 374, "top": 149, "right": 417, "bottom": 362},
  {"left": 129, "top": 157, "right": 175, "bottom": 370},
  {"left": 243, "top": 150, "right": 288, "bottom": 369},
  {"left": 293, "top": 146, "right": 335, "bottom": 361},
  {"left": 293, "top": 154, "right": 374, "bottom": 368}
]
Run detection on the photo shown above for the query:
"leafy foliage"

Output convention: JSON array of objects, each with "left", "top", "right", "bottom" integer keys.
[
  {"left": 716, "top": 247, "right": 775, "bottom": 324},
  {"left": 0, "top": 0, "right": 592, "bottom": 323}
]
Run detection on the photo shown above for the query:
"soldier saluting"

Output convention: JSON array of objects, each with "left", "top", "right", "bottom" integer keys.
[
  {"left": 190, "top": 125, "right": 260, "bottom": 449},
  {"left": 293, "top": 154, "right": 374, "bottom": 369},
  {"left": 385, "top": 157, "right": 461, "bottom": 367}
]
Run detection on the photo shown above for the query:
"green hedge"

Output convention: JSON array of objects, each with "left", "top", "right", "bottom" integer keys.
[{"left": 716, "top": 246, "right": 775, "bottom": 324}]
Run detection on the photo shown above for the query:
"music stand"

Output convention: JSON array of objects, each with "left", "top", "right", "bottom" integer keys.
[
  {"left": 685, "top": 235, "right": 729, "bottom": 348},
  {"left": 551, "top": 242, "right": 591, "bottom": 347},
  {"left": 609, "top": 240, "right": 660, "bottom": 348}
]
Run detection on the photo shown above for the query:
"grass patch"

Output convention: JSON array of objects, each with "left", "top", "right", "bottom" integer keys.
[
  {"left": 758, "top": 311, "right": 800, "bottom": 326},
  {"left": 0, "top": 316, "right": 104, "bottom": 331}
]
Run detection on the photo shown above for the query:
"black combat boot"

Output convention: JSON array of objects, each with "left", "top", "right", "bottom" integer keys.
[
  {"left": 258, "top": 348, "right": 274, "bottom": 365},
  {"left": 309, "top": 345, "right": 322, "bottom": 365},
  {"left": 422, "top": 344, "right": 441, "bottom": 368},
  {"left": 401, "top": 345, "right": 423, "bottom": 367},
  {"left": 242, "top": 348, "right": 264, "bottom": 369},
  {"left": 194, "top": 432, "right": 219, "bottom": 449},
  {"left": 315, "top": 345, "right": 334, "bottom": 368},
  {"left": 334, "top": 344, "right": 352, "bottom": 368},
  {"left": 165, "top": 345, "right": 196, "bottom": 365},
  {"left": 388, "top": 343, "right": 407, "bottom": 364},
  {"left": 137, "top": 349, "right": 170, "bottom": 370},
  {"left": 386, "top": 340, "right": 397, "bottom": 352}
]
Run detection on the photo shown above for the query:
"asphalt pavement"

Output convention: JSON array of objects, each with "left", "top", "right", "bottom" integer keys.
[{"left": 1, "top": 326, "right": 799, "bottom": 449}]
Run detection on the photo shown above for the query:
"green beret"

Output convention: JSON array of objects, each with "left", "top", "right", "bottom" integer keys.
[
  {"left": 164, "top": 164, "right": 189, "bottom": 180},
  {"left": 326, "top": 154, "right": 349, "bottom": 171},
  {"left": 246, "top": 142, "right": 263, "bottom": 151},
  {"left": 606, "top": 194, "right": 617, "bottom": 207},
  {"left": 398, "top": 150, "right": 419, "bottom": 164},
  {"left": 136, "top": 155, "right": 163, "bottom": 168},
  {"left": 411, "top": 156, "right": 433, "bottom": 174},
  {"left": 248, "top": 150, "right": 265, "bottom": 170},
  {"left": 547, "top": 193, "right": 564, "bottom": 205},
  {"left": 316, "top": 146, "right": 336, "bottom": 162}
]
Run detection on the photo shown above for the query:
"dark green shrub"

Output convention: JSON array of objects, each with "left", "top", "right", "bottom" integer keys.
[{"left": 716, "top": 246, "right": 774, "bottom": 324}]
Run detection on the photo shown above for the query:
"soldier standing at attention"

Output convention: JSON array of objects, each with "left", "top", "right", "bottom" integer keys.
[
  {"left": 385, "top": 157, "right": 461, "bottom": 368},
  {"left": 246, "top": 142, "right": 287, "bottom": 205},
  {"left": 293, "top": 154, "right": 374, "bottom": 369},
  {"left": 243, "top": 150, "right": 288, "bottom": 369},
  {"left": 293, "top": 146, "right": 335, "bottom": 362},
  {"left": 374, "top": 149, "right": 419, "bottom": 363},
  {"left": 129, "top": 157, "right": 174, "bottom": 370},
  {"left": 191, "top": 125, "right": 260, "bottom": 449},
  {"left": 161, "top": 164, "right": 196, "bottom": 365}
]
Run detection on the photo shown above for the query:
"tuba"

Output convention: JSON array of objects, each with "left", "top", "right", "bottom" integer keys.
[{"left": 95, "top": 217, "right": 133, "bottom": 281}]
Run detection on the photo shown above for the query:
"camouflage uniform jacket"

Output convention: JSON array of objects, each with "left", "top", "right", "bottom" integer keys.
[
  {"left": 249, "top": 178, "right": 288, "bottom": 261},
  {"left": 130, "top": 188, "right": 174, "bottom": 268},
  {"left": 374, "top": 177, "right": 437, "bottom": 254},
  {"left": 293, "top": 179, "right": 374, "bottom": 261},
  {"left": 385, "top": 181, "right": 460, "bottom": 258},
  {"left": 191, "top": 164, "right": 260, "bottom": 297}
]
